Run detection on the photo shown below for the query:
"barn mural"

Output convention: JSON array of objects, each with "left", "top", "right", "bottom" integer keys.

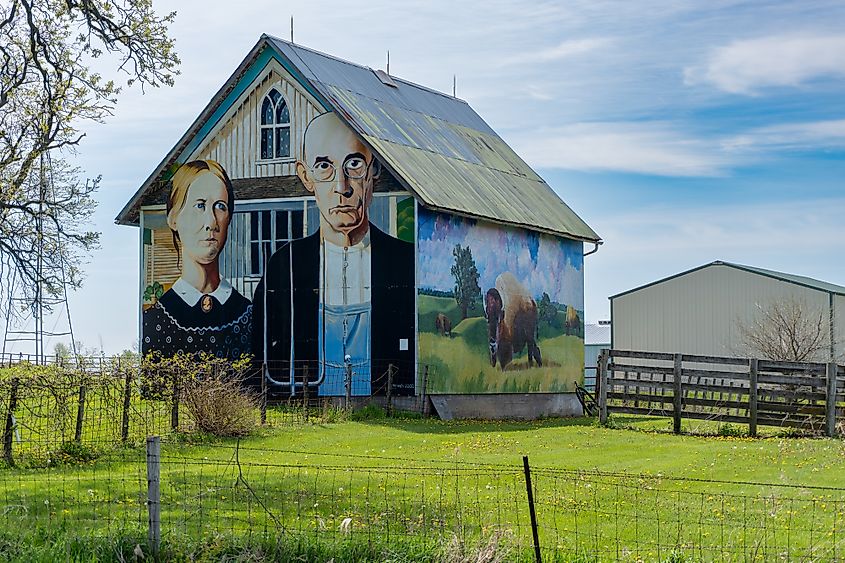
[
  {"left": 418, "top": 209, "right": 585, "bottom": 394},
  {"left": 141, "top": 113, "right": 416, "bottom": 397}
]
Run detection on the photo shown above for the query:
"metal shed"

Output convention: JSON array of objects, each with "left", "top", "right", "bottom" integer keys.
[{"left": 610, "top": 261, "right": 845, "bottom": 361}]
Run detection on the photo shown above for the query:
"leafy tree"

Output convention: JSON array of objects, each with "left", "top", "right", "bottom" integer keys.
[
  {"left": 451, "top": 244, "right": 480, "bottom": 320},
  {"left": 537, "top": 292, "right": 558, "bottom": 328},
  {"left": 0, "top": 0, "right": 179, "bottom": 321}
]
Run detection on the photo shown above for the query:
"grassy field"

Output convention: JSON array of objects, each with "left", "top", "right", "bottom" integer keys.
[
  {"left": 3, "top": 413, "right": 845, "bottom": 561},
  {"left": 419, "top": 295, "right": 583, "bottom": 393}
]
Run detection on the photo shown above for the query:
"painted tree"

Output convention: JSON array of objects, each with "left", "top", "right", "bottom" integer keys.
[
  {"left": 0, "top": 0, "right": 179, "bottom": 321},
  {"left": 451, "top": 244, "right": 480, "bottom": 320},
  {"left": 536, "top": 291, "right": 557, "bottom": 328},
  {"left": 737, "top": 296, "right": 835, "bottom": 362}
]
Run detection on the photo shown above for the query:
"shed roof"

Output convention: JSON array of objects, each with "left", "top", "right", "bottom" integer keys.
[
  {"left": 610, "top": 260, "right": 845, "bottom": 300},
  {"left": 585, "top": 323, "right": 611, "bottom": 345},
  {"left": 116, "top": 36, "right": 599, "bottom": 243}
]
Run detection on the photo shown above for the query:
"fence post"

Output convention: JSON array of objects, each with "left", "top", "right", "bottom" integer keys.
[
  {"left": 826, "top": 362, "right": 838, "bottom": 437},
  {"left": 3, "top": 378, "right": 19, "bottom": 466},
  {"left": 74, "top": 383, "right": 87, "bottom": 442},
  {"left": 749, "top": 358, "right": 758, "bottom": 437},
  {"left": 598, "top": 350, "right": 609, "bottom": 424},
  {"left": 386, "top": 364, "right": 394, "bottom": 417},
  {"left": 673, "top": 354, "right": 683, "bottom": 434},
  {"left": 522, "top": 455, "right": 542, "bottom": 563},
  {"left": 260, "top": 363, "right": 268, "bottom": 426},
  {"left": 345, "top": 362, "right": 352, "bottom": 409},
  {"left": 302, "top": 364, "right": 310, "bottom": 423},
  {"left": 421, "top": 365, "right": 430, "bottom": 416},
  {"left": 170, "top": 371, "right": 180, "bottom": 431},
  {"left": 146, "top": 436, "right": 161, "bottom": 555},
  {"left": 121, "top": 368, "right": 132, "bottom": 442}
]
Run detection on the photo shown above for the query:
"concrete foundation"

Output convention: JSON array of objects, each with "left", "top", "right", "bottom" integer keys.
[{"left": 430, "top": 393, "right": 583, "bottom": 420}]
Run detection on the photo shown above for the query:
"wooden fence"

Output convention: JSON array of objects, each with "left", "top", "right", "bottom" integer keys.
[{"left": 597, "top": 350, "right": 845, "bottom": 437}]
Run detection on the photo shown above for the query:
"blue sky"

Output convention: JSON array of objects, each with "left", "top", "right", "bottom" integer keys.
[{"left": 6, "top": 0, "right": 843, "bottom": 354}]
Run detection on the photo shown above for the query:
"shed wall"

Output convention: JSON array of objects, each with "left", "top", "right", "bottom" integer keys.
[{"left": 612, "top": 264, "right": 838, "bottom": 359}]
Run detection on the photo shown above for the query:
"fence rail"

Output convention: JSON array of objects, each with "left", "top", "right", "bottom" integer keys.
[{"left": 598, "top": 349, "right": 845, "bottom": 436}]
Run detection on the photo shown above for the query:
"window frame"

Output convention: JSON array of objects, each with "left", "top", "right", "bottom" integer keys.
[{"left": 259, "top": 87, "right": 292, "bottom": 162}]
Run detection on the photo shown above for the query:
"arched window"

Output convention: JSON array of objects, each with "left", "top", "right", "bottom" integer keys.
[{"left": 260, "top": 88, "right": 290, "bottom": 159}]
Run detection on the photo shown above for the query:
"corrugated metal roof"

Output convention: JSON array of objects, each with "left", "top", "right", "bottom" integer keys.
[
  {"left": 117, "top": 36, "right": 599, "bottom": 242},
  {"left": 585, "top": 323, "right": 611, "bottom": 345},
  {"left": 611, "top": 260, "right": 845, "bottom": 299},
  {"left": 268, "top": 37, "right": 599, "bottom": 242}
]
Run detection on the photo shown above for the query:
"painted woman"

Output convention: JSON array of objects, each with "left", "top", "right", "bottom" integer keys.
[{"left": 142, "top": 160, "right": 252, "bottom": 360}]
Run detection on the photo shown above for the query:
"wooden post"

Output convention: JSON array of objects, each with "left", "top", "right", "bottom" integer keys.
[
  {"left": 146, "top": 436, "right": 161, "bottom": 554},
  {"left": 302, "top": 364, "right": 310, "bottom": 423},
  {"left": 74, "top": 384, "right": 87, "bottom": 442},
  {"left": 673, "top": 354, "right": 683, "bottom": 434},
  {"left": 170, "top": 372, "right": 179, "bottom": 431},
  {"left": 598, "top": 350, "right": 609, "bottom": 424},
  {"left": 386, "top": 364, "right": 394, "bottom": 417},
  {"left": 3, "top": 378, "right": 19, "bottom": 466},
  {"left": 749, "top": 358, "right": 759, "bottom": 437},
  {"left": 421, "top": 365, "right": 430, "bottom": 416},
  {"left": 344, "top": 362, "right": 352, "bottom": 409},
  {"left": 522, "top": 455, "right": 542, "bottom": 563},
  {"left": 826, "top": 362, "right": 838, "bottom": 437},
  {"left": 121, "top": 369, "right": 132, "bottom": 442}
]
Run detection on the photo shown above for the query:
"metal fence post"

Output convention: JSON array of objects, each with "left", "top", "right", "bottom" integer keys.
[
  {"left": 673, "top": 354, "right": 683, "bottom": 434},
  {"left": 598, "top": 351, "right": 609, "bottom": 424},
  {"left": 826, "top": 362, "right": 838, "bottom": 437},
  {"left": 3, "top": 378, "right": 19, "bottom": 466},
  {"left": 345, "top": 362, "right": 352, "bottom": 409},
  {"left": 522, "top": 455, "right": 542, "bottom": 563},
  {"left": 146, "top": 436, "right": 161, "bottom": 554},
  {"left": 749, "top": 358, "right": 759, "bottom": 437},
  {"left": 170, "top": 371, "right": 180, "bottom": 431},
  {"left": 260, "top": 363, "right": 268, "bottom": 426},
  {"left": 302, "top": 364, "right": 310, "bottom": 423},
  {"left": 421, "top": 365, "right": 430, "bottom": 416},
  {"left": 121, "top": 369, "right": 132, "bottom": 442}
]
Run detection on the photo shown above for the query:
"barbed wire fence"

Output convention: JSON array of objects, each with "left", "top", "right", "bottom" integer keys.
[{"left": 2, "top": 440, "right": 845, "bottom": 561}]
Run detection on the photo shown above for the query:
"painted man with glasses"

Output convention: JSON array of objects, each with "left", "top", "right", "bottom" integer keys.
[{"left": 252, "top": 112, "right": 415, "bottom": 397}]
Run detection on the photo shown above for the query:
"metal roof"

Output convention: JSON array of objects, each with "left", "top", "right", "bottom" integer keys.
[
  {"left": 117, "top": 36, "right": 599, "bottom": 242},
  {"left": 610, "top": 260, "right": 845, "bottom": 300},
  {"left": 584, "top": 323, "right": 611, "bottom": 345}
]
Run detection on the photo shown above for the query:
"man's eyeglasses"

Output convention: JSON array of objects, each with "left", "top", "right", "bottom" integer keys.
[{"left": 309, "top": 156, "right": 371, "bottom": 182}]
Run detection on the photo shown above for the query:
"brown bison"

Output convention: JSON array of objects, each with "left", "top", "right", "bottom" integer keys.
[
  {"left": 484, "top": 272, "right": 542, "bottom": 369},
  {"left": 435, "top": 312, "right": 452, "bottom": 336}
]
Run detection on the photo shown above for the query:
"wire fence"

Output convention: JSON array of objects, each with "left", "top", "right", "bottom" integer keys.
[{"left": 2, "top": 441, "right": 844, "bottom": 561}]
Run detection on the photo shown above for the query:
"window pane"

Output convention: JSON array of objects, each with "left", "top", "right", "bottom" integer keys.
[
  {"left": 261, "top": 210, "right": 271, "bottom": 240},
  {"left": 277, "top": 100, "right": 290, "bottom": 124},
  {"left": 290, "top": 210, "right": 304, "bottom": 238},
  {"left": 261, "top": 129, "right": 273, "bottom": 159},
  {"left": 269, "top": 88, "right": 281, "bottom": 106},
  {"left": 249, "top": 211, "right": 258, "bottom": 240},
  {"left": 275, "top": 127, "right": 290, "bottom": 158},
  {"left": 276, "top": 210, "right": 289, "bottom": 241},
  {"left": 250, "top": 242, "right": 260, "bottom": 275},
  {"left": 261, "top": 97, "right": 273, "bottom": 125}
]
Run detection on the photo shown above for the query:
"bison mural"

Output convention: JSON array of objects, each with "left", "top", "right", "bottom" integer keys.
[
  {"left": 435, "top": 312, "right": 452, "bottom": 336},
  {"left": 484, "top": 272, "right": 542, "bottom": 369},
  {"left": 565, "top": 305, "right": 581, "bottom": 336}
]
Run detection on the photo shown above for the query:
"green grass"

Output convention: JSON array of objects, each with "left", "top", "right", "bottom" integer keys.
[
  {"left": 418, "top": 295, "right": 584, "bottom": 394},
  {"left": 3, "top": 414, "right": 845, "bottom": 560}
]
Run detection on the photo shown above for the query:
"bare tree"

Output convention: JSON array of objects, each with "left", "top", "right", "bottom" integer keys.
[
  {"left": 0, "top": 0, "right": 179, "bottom": 319},
  {"left": 737, "top": 296, "right": 833, "bottom": 362}
]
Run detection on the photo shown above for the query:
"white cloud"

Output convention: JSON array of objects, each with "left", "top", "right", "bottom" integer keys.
[
  {"left": 509, "top": 122, "right": 733, "bottom": 176},
  {"left": 685, "top": 34, "right": 845, "bottom": 94},
  {"left": 723, "top": 119, "right": 845, "bottom": 152}
]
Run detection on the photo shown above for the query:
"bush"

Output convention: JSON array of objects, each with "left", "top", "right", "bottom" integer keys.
[{"left": 180, "top": 356, "right": 259, "bottom": 437}]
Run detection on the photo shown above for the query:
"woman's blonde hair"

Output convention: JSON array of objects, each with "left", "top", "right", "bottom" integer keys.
[{"left": 167, "top": 160, "right": 235, "bottom": 259}]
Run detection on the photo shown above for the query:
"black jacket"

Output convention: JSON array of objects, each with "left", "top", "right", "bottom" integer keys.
[{"left": 251, "top": 224, "right": 415, "bottom": 396}]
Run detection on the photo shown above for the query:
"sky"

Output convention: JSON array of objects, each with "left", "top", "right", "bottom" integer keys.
[{"left": 5, "top": 0, "right": 844, "bottom": 355}]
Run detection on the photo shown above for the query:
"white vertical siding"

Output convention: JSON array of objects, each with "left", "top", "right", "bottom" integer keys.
[
  {"left": 194, "top": 60, "right": 323, "bottom": 180},
  {"left": 612, "top": 264, "right": 835, "bottom": 359},
  {"left": 835, "top": 294, "right": 845, "bottom": 361}
]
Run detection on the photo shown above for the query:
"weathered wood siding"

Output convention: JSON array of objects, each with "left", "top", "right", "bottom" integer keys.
[{"left": 191, "top": 60, "right": 323, "bottom": 180}]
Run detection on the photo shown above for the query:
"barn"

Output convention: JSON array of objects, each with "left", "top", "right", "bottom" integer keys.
[
  {"left": 116, "top": 35, "right": 599, "bottom": 419},
  {"left": 610, "top": 261, "right": 845, "bottom": 361}
]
